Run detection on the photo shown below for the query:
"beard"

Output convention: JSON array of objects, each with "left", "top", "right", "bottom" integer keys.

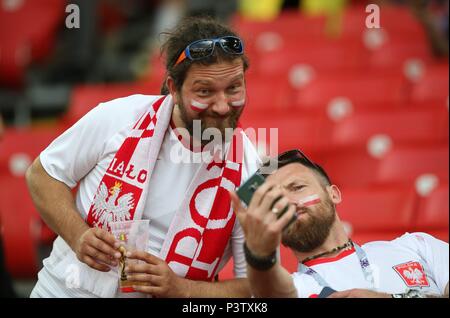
[
  {"left": 177, "top": 98, "right": 242, "bottom": 146},
  {"left": 281, "top": 196, "right": 336, "bottom": 253}
]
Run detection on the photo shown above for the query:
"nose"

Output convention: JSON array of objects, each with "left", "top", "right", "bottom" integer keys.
[{"left": 210, "top": 93, "right": 231, "bottom": 116}]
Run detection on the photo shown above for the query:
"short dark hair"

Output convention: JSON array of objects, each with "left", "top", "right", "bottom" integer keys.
[
  {"left": 160, "top": 16, "right": 249, "bottom": 94},
  {"left": 261, "top": 150, "right": 332, "bottom": 187}
]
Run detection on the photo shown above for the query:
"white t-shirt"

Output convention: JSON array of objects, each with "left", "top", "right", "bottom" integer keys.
[
  {"left": 292, "top": 232, "right": 449, "bottom": 298},
  {"left": 33, "top": 94, "right": 261, "bottom": 297}
]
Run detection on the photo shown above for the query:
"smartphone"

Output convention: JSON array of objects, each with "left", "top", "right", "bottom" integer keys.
[
  {"left": 236, "top": 172, "right": 265, "bottom": 206},
  {"left": 237, "top": 171, "right": 298, "bottom": 231}
]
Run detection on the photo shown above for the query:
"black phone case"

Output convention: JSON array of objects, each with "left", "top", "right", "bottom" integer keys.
[{"left": 236, "top": 173, "right": 265, "bottom": 206}]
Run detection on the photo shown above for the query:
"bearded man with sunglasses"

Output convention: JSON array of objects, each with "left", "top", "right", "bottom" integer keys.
[
  {"left": 26, "top": 17, "right": 261, "bottom": 298},
  {"left": 230, "top": 149, "right": 449, "bottom": 298}
]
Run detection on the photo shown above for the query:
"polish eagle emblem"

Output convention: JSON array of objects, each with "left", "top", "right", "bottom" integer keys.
[
  {"left": 393, "top": 261, "right": 429, "bottom": 287},
  {"left": 402, "top": 268, "right": 425, "bottom": 285},
  {"left": 91, "top": 181, "right": 134, "bottom": 229}
]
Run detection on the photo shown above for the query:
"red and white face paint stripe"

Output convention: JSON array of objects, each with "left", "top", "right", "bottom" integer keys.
[
  {"left": 230, "top": 99, "right": 245, "bottom": 108},
  {"left": 298, "top": 194, "right": 321, "bottom": 207},
  {"left": 190, "top": 100, "right": 209, "bottom": 112}
]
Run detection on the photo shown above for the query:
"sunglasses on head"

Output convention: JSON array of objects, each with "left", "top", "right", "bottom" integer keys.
[
  {"left": 174, "top": 36, "right": 244, "bottom": 66},
  {"left": 277, "top": 149, "right": 315, "bottom": 165}
]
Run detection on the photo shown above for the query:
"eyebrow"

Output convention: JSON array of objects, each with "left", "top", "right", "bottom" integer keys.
[
  {"left": 284, "top": 180, "right": 307, "bottom": 188},
  {"left": 192, "top": 74, "right": 244, "bottom": 86}
]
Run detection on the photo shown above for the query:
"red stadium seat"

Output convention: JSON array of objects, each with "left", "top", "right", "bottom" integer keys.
[
  {"left": 330, "top": 109, "right": 448, "bottom": 148},
  {"left": 232, "top": 11, "right": 327, "bottom": 39},
  {"left": 245, "top": 74, "right": 294, "bottom": 113},
  {"left": 64, "top": 81, "right": 162, "bottom": 127},
  {"left": 341, "top": 5, "right": 426, "bottom": 41},
  {"left": 232, "top": 11, "right": 327, "bottom": 62},
  {"left": 414, "top": 183, "right": 449, "bottom": 230},
  {"left": 256, "top": 40, "right": 368, "bottom": 76},
  {"left": 0, "top": 127, "right": 60, "bottom": 268},
  {"left": 295, "top": 74, "right": 406, "bottom": 109},
  {"left": 341, "top": 6, "right": 431, "bottom": 70},
  {"left": 0, "top": 176, "right": 40, "bottom": 278},
  {"left": 410, "top": 62, "right": 449, "bottom": 104},
  {"left": 240, "top": 112, "right": 333, "bottom": 155},
  {"left": 0, "top": 0, "right": 64, "bottom": 87},
  {"left": 367, "top": 42, "right": 431, "bottom": 71},
  {"left": 0, "top": 127, "right": 62, "bottom": 177},
  {"left": 337, "top": 185, "right": 418, "bottom": 232},
  {"left": 376, "top": 145, "right": 449, "bottom": 185},
  {"left": 319, "top": 149, "right": 382, "bottom": 188}
]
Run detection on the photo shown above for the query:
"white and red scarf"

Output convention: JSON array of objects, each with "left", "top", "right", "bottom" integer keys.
[{"left": 85, "top": 95, "right": 244, "bottom": 281}]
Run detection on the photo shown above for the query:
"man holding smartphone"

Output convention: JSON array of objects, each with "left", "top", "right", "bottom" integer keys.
[{"left": 230, "top": 149, "right": 449, "bottom": 298}]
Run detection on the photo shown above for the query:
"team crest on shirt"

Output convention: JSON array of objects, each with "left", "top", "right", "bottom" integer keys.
[
  {"left": 393, "top": 261, "right": 430, "bottom": 287},
  {"left": 88, "top": 175, "right": 141, "bottom": 230}
]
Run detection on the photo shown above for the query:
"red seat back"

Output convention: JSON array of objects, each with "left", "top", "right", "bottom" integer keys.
[
  {"left": 376, "top": 145, "right": 449, "bottom": 185},
  {"left": 0, "top": 176, "right": 39, "bottom": 278},
  {"left": 337, "top": 185, "right": 418, "bottom": 232},
  {"left": 330, "top": 109, "right": 447, "bottom": 148},
  {"left": 64, "top": 82, "right": 162, "bottom": 127},
  {"left": 415, "top": 183, "right": 449, "bottom": 229},
  {"left": 319, "top": 149, "right": 382, "bottom": 188}
]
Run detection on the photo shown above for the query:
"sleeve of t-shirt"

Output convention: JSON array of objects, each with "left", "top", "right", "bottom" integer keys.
[
  {"left": 40, "top": 94, "right": 157, "bottom": 188},
  {"left": 231, "top": 220, "right": 246, "bottom": 278},
  {"left": 393, "top": 232, "right": 449, "bottom": 295}
]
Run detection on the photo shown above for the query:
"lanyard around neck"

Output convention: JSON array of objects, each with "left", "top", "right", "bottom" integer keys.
[{"left": 298, "top": 243, "right": 376, "bottom": 290}]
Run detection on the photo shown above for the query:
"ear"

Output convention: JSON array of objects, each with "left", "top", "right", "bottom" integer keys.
[
  {"left": 167, "top": 77, "right": 179, "bottom": 104},
  {"left": 327, "top": 184, "right": 342, "bottom": 205}
]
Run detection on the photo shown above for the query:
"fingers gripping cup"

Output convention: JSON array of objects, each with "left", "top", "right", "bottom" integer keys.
[{"left": 110, "top": 220, "right": 149, "bottom": 293}]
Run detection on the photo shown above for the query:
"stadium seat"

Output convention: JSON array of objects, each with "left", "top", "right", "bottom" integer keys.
[
  {"left": 295, "top": 74, "right": 406, "bottom": 109},
  {"left": 240, "top": 112, "right": 333, "bottom": 155},
  {"left": 232, "top": 11, "right": 327, "bottom": 44},
  {"left": 64, "top": 81, "right": 162, "bottom": 126},
  {"left": 0, "top": 127, "right": 60, "bottom": 269},
  {"left": 414, "top": 183, "right": 449, "bottom": 230},
  {"left": 0, "top": 176, "right": 40, "bottom": 278},
  {"left": 330, "top": 109, "right": 448, "bottom": 148},
  {"left": 0, "top": 0, "right": 64, "bottom": 87},
  {"left": 244, "top": 74, "right": 294, "bottom": 113},
  {"left": 367, "top": 42, "right": 431, "bottom": 71},
  {"left": 341, "top": 5, "right": 431, "bottom": 70},
  {"left": 341, "top": 5, "right": 426, "bottom": 41},
  {"left": 319, "top": 148, "right": 383, "bottom": 188},
  {"left": 376, "top": 145, "right": 449, "bottom": 185},
  {"left": 410, "top": 62, "right": 449, "bottom": 104},
  {"left": 255, "top": 40, "right": 368, "bottom": 76},
  {"left": 0, "top": 127, "right": 62, "bottom": 177},
  {"left": 337, "top": 185, "right": 418, "bottom": 232}
]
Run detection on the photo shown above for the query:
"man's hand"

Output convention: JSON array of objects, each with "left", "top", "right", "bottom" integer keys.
[
  {"left": 229, "top": 182, "right": 296, "bottom": 257},
  {"left": 328, "top": 289, "right": 391, "bottom": 298},
  {"left": 125, "top": 250, "right": 189, "bottom": 298},
  {"left": 72, "top": 227, "right": 121, "bottom": 272}
]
